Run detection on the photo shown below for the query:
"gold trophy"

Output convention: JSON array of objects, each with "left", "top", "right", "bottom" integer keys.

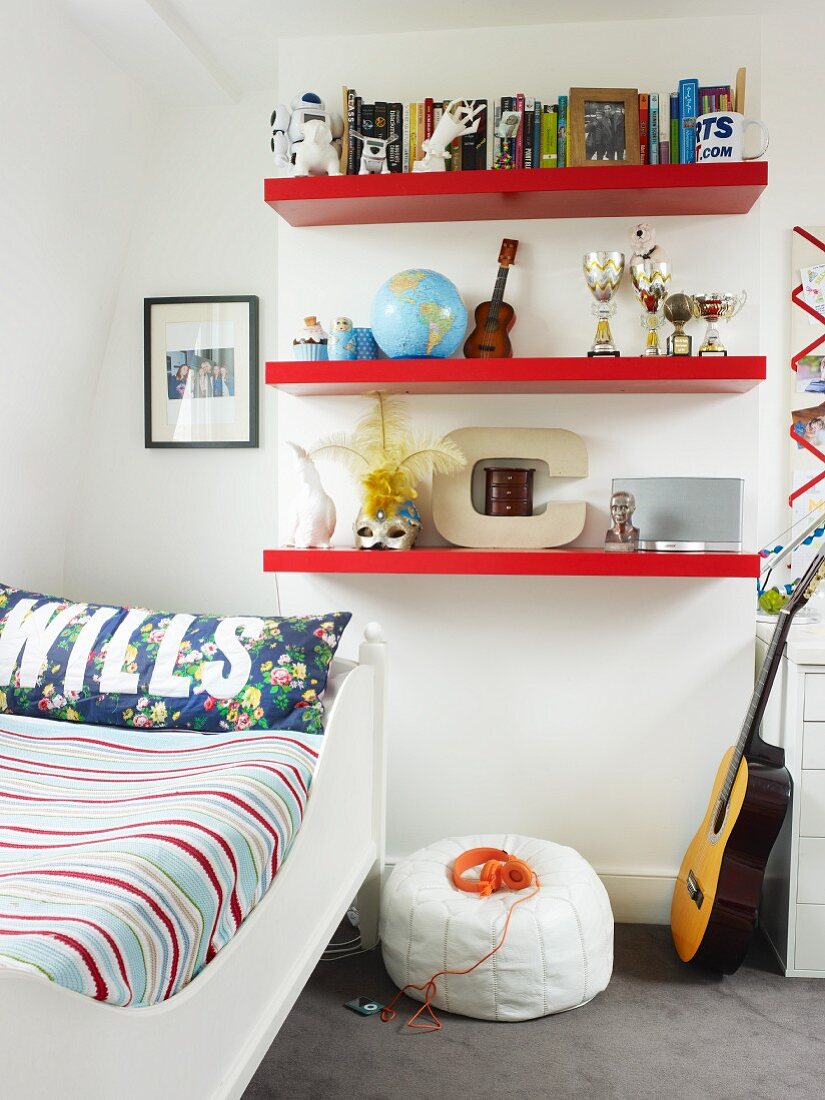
[
  {"left": 583, "top": 251, "right": 625, "bottom": 357},
  {"left": 690, "top": 292, "right": 747, "bottom": 356},
  {"left": 630, "top": 258, "right": 672, "bottom": 356},
  {"left": 664, "top": 292, "right": 694, "bottom": 356}
]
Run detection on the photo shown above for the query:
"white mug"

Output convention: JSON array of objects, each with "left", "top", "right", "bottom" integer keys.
[{"left": 695, "top": 111, "right": 768, "bottom": 162}]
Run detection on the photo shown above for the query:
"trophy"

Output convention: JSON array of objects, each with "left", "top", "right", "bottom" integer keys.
[
  {"left": 630, "top": 258, "right": 672, "bottom": 356},
  {"left": 690, "top": 292, "right": 747, "bottom": 356},
  {"left": 664, "top": 293, "right": 694, "bottom": 356},
  {"left": 583, "top": 251, "right": 625, "bottom": 357}
]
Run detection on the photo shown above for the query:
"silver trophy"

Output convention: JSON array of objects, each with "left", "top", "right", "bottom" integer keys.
[
  {"left": 583, "top": 251, "right": 625, "bottom": 357},
  {"left": 629, "top": 259, "right": 672, "bottom": 356},
  {"left": 690, "top": 291, "right": 747, "bottom": 356}
]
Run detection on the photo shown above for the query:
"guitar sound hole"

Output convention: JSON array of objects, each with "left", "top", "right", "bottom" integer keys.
[
  {"left": 712, "top": 800, "right": 727, "bottom": 836},
  {"left": 479, "top": 345, "right": 495, "bottom": 352}
]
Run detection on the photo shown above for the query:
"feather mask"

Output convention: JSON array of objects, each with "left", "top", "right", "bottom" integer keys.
[{"left": 310, "top": 392, "right": 465, "bottom": 516}]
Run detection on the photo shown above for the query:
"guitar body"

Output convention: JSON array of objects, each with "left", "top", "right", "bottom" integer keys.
[
  {"left": 463, "top": 301, "right": 516, "bottom": 359},
  {"left": 671, "top": 742, "right": 791, "bottom": 973}
]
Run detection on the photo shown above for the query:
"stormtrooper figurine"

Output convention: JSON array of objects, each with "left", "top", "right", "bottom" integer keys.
[{"left": 270, "top": 92, "right": 343, "bottom": 176}]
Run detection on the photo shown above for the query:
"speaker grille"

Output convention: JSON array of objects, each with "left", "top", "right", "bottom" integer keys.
[{"left": 611, "top": 478, "right": 743, "bottom": 546}]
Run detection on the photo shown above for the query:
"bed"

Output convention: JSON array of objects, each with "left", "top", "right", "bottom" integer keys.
[{"left": 0, "top": 622, "right": 387, "bottom": 1100}]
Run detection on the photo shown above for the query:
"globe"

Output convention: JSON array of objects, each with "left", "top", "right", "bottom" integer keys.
[{"left": 370, "top": 269, "right": 468, "bottom": 359}]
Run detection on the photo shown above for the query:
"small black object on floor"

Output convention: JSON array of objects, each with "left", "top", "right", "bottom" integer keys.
[{"left": 243, "top": 925, "right": 825, "bottom": 1100}]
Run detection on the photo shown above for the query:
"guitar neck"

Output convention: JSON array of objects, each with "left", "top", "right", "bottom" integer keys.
[
  {"left": 723, "top": 551, "right": 825, "bottom": 799},
  {"left": 486, "top": 266, "right": 510, "bottom": 323}
]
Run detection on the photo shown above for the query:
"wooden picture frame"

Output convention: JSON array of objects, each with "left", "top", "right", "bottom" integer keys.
[
  {"left": 568, "top": 88, "right": 640, "bottom": 168},
  {"left": 144, "top": 295, "right": 259, "bottom": 449}
]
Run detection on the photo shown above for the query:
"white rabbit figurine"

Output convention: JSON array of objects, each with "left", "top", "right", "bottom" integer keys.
[{"left": 286, "top": 442, "right": 336, "bottom": 548}]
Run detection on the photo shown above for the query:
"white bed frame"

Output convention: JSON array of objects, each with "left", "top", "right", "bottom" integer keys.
[{"left": 0, "top": 624, "right": 387, "bottom": 1100}]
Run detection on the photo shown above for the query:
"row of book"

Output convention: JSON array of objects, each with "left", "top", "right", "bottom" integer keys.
[{"left": 341, "top": 74, "right": 743, "bottom": 173}]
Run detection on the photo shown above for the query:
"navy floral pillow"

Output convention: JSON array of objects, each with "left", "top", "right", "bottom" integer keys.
[{"left": 0, "top": 584, "right": 350, "bottom": 735}]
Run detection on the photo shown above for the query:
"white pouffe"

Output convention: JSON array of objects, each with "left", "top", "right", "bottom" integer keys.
[{"left": 380, "top": 834, "right": 613, "bottom": 1022}]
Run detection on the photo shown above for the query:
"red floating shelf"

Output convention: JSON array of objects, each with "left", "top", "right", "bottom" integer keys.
[
  {"left": 263, "top": 547, "right": 760, "bottom": 579},
  {"left": 264, "top": 162, "right": 767, "bottom": 228},
  {"left": 266, "top": 356, "right": 765, "bottom": 396}
]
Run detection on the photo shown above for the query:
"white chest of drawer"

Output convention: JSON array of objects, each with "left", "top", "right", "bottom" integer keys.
[{"left": 759, "top": 621, "right": 825, "bottom": 976}]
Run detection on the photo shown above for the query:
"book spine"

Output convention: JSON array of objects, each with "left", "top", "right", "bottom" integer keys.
[
  {"left": 523, "top": 96, "right": 534, "bottom": 168},
  {"left": 409, "top": 103, "right": 419, "bottom": 169},
  {"left": 461, "top": 104, "right": 476, "bottom": 170},
  {"left": 502, "top": 96, "right": 515, "bottom": 163},
  {"left": 424, "top": 97, "right": 434, "bottom": 140},
  {"left": 541, "top": 104, "right": 558, "bottom": 167},
  {"left": 340, "top": 85, "right": 349, "bottom": 173},
  {"left": 678, "top": 78, "right": 699, "bottom": 163},
  {"left": 669, "top": 92, "right": 679, "bottom": 163},
  {"left": 402, "top": 103, "right": 410, "bottom": 172},
  {"left": 515, "top": 92, "right": 525, "bottom": 168},
  {"left": 638, "top": 93, "right": 649, "bottom": 165},
  {"left": 416, "top": 101, "right": 425, "bottom": 161},
  {"left": 375, "top": 101, "right": 387, "bottom": 142},
  {"left": 557, "top": 96, "right": 567, "bottom": 168},
  {"left": 649, "top": 93, "right": 659, "bottom": 164},
  {"left": 659, "top": 139, "right": 669, "bottom": 165},
  {"left": 346, "top": 89, "right": 357, "bottom": 174},
  {"left": 474, "top": 100, "right": 488, "bottom": 169},
  {"left": 361, "top": 102, "right": 375, "bottom": 143},
  {"left": 532, "top": 99, "right": 542, "bottom": 168},
  {"left": 493, "top": 100, "right": 502, "bottom": 165},
  {"left": 388, "top": 102, "right": 403, "bottom": 172}
]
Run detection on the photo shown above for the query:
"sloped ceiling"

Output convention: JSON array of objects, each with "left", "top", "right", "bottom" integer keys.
[{"left": 59, "top": 0, "right": 792, "bottom": 104}]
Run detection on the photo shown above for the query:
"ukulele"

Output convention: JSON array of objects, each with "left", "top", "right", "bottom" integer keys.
[
  {"left": 671, "top": 551, "right": 825, "bottom": 973},
  {"left": 463, "top": 239, "right": 518, "bottom": 359}
]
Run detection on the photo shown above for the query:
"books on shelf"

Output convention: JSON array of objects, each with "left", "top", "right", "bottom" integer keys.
[{"left": 337, "top": 72, "right": 747, "bottom": 174}]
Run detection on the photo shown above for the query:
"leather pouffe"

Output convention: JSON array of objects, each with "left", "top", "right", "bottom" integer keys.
[{"left": 380, "top": 834, "right": 614, "bottom": 1022}]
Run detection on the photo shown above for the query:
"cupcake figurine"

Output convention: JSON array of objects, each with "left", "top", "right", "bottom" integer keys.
[
  {"left": 328, "top": 316, "right": 357, "bottom": 360},
  {"left": 293, "top": 316, "right": 329, "bottom": 361}
]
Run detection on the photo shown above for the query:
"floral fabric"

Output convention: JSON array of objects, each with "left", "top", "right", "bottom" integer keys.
[{"left": 0, "top": 584, "right": 350, "bottom": 735}]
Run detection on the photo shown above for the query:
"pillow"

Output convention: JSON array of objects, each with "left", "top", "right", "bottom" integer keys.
[{"left": 0, "top": 584, "right": 350, "bottom": 735}]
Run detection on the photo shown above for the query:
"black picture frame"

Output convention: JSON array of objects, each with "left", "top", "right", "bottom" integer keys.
[{"left": 143, "top": 294, "right": 258, "bottom": 448}]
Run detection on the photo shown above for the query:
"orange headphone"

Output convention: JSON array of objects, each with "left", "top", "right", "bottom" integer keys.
[{"left": 452, "top": 847, "right": 535, "bottom": 897}]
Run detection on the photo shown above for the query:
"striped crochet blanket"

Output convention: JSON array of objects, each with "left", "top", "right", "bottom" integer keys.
[{"left": 0, "top": 714, "right": 321, "bottom": 1006}]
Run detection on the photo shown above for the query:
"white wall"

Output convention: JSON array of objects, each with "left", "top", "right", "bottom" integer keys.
[
  {"left": 56, "top": 12, "right": 823, "bottom": 920},
  {"left": 63, "top": 93, "right": 277, "bottom": 614},
  {"left": 272, "top": 18, "right": 762, "bottom": 921},
  {"left": 0, "top": 0, "right": 155, "bottom": 593}
]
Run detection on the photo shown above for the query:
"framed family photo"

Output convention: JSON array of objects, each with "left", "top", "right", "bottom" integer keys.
[
  {"left": 144, "top": 295, "right": 259, "bottom": 448},
  {"left": 568, "top": 88, "right": 640, "bottom": 168}
]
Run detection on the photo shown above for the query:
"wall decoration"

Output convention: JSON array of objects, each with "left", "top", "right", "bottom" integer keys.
[
  {"left": 328, "top": 317, "right": 356, "bottom": 360},
  {"left": 310, "top": 392, "right": 465, "bottom": 550},
  {"left": 412, "top": 99, "right": 484, "bottom": 173},
  {"left": 789, "top": 228, "right": 825, "bottom": 554},
  {"left": 270, "top": 92, "right": 344, "bottom": 177},
  {"left": 293, "top": 316, "right": 328, "bottom": 360},
  {"left": 432, "top": 427, "right": 588, "bottom": 549},
  {"left": 628, "top": 223, "right": 671, "bottom": 357},
  {"left": 285, "top": 442, "right": 336, "bottom": 549},
  {"left": 604, "top": 490, "right": 639, "bottom": 552},
  {"left": 292, "top": 119, "right": 342, "bottom": 177},
  {"left": 144, "top": 296, "right": 258, "bottom": 449},
  {"left": 370, "top": 269, "right": 467, "bottom": 359},
  {"left": 582, "top": 251, "right": 624, "bottom": 357},
  {"left": 568, "top": 88, "right": 641, "bottom": 167}
]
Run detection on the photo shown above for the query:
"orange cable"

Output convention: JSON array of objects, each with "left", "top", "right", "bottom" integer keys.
[{"left": 380, "top": 874, "right": 541, "bottom": 1032}]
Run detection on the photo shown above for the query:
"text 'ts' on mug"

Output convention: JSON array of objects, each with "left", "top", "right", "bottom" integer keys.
[{"left": 695, "top": 112, "right": 769, "bottom": 162}]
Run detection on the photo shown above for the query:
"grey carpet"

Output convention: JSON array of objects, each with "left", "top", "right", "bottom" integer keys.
[{"left": 243, "top": 925, "right": 825, "bottom": 1100}]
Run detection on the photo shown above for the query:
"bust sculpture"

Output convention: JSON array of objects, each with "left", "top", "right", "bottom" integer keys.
[{"left": 605, "top": 490, "right": 639, "bottom": 551}]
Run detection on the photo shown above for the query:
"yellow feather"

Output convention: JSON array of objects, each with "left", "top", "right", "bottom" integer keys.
[{"left": 308, "top": 393, "right": 465, "bottom": 510}]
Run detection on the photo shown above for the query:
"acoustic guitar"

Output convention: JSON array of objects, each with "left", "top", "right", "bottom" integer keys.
[
  {"left": 671, "top": 551, "right": 825, "bottom": 973},
  {"left": 463, "top": 239, "right": 518, "bottom": 359}
]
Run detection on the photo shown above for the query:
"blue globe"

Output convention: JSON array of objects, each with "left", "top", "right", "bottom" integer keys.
[{"left": 370, "top": 269, "right": 468, "bottom": 359}]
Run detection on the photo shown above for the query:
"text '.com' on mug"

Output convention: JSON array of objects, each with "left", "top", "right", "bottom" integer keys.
[{"left": 695, "top": 112, "right": 769, "bottom": 162}]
